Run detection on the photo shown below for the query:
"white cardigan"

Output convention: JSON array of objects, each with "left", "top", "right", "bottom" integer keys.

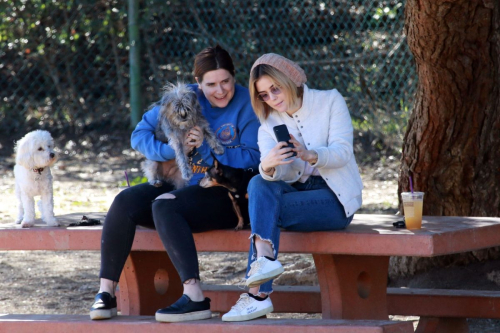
[{"left": 258, "top": 85, "right": 363, "bottom": 217}]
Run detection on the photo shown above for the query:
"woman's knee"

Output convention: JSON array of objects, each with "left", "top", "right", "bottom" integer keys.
[
  {"left": 112, "top": 188, "right": 131, "bottom": 208},
  {"left": 151, "top": 198, "right": 177, "bottom": 227},
  {"left": 107, "top": 188, "right": 139, "bottom": 219},
  {"left": 248, "top": 174, "right": 273, "bottom": 195},
  {"left": 104, "top": 189, "right": 144, "bottom": 230}
]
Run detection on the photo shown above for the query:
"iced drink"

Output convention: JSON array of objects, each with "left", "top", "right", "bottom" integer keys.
[{"left": 401, "top": 192, "right": 424, "bottom": 229}]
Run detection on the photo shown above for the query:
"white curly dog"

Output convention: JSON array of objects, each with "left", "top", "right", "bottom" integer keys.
[{"left": 14, "top": 130, "right": 59, "bottom": 228}]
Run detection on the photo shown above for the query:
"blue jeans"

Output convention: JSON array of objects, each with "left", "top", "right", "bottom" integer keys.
[{"left": 246, "top": 175, "right": 353, "bottom": 294}]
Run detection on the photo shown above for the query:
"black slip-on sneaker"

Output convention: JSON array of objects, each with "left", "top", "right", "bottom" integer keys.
[
  {"left": 155, "top": 294, "right": 212, "bottom": 322},
  {"left": 89, "top": 292, "right": 117, "bottom": 320}
]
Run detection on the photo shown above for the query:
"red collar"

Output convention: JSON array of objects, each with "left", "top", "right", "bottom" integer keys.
[{"left": 32, "top": 168, "right": 44, "bottom": 175}]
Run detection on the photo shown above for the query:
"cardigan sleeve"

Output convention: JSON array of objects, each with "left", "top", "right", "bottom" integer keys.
[
  {"left": 257, "top": 125, "right": 282, "bottom": 180},
  {"left": 257, "top": 124, "right": 303, "bottom": 182},
  {"left": 311, "top": 90, "right": 355, "bottom": 169}
]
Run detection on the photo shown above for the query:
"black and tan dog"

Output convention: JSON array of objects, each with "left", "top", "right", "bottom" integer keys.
[{"left": 199, "top": 157, "right": 258, "bottom": 230}]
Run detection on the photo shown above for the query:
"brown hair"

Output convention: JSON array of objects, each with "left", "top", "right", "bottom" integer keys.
[
  {"left": 249, "top": 64, "right": 304, "bottom": 121},
  {"left": 193, "top": 45, "right": 235, "bottom": 82}
]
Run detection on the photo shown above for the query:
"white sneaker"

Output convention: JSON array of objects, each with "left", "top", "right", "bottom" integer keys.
[
  {"left": 245, "top": 257, "right": 284, "bottom": 288},
  {"left": 221, "top": 293, "right": 273, "bottom": 322}
]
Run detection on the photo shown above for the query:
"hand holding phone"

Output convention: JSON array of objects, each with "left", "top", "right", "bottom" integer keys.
[{"left": 273, "top": 124, "right": 297, "bottom": 157}]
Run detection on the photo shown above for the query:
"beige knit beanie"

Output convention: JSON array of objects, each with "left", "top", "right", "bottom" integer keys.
[{"left": 250, "top": 53, "right": 307, "bottom": 87}]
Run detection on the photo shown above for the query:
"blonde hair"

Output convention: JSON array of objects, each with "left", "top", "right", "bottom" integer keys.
[{"left": 249, "top": 64, "right": 303, "bottom": 121}]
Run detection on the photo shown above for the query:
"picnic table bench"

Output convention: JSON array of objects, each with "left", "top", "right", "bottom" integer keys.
[{"left": 2, "top": 213, "right": 500, "bottom": 333}]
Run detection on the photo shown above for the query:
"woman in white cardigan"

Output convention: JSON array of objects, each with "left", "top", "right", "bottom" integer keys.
[{"left": 222, "top": 54, "right": 363, "bottom": 322}]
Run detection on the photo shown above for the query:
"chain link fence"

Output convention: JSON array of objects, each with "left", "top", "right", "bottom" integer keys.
[{"left": 1, "top": 0, "right": 415, "bottom": 158}]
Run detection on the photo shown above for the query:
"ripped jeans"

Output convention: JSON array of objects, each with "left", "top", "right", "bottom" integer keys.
[{"left": 246, "top": 175, "right": 353, "bottom": 294}]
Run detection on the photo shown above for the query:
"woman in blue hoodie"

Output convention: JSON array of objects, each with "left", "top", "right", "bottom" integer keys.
[{"left": 90, "top": 45, "right": 260, "bottom": 322}]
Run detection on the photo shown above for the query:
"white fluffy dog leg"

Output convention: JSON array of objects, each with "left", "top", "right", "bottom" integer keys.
[
  {"left": 40, "top": 191, "right": 59, "bottom": 227},
  {"left": 20, "top": 193, "right": 35, "bottom": 228},
  {"left": 14, "top": 182, "right": 24, "bottom": 224}
]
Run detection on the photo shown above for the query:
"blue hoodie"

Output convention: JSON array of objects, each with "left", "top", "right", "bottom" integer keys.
[{"left": 131, "top": 84, "right": 260, "bottom": 185}]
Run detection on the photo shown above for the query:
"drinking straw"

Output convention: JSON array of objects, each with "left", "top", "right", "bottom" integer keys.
[
  {"left": 409, "top": 175, "right": 414, "bottom": 193},
  {"left": 125, "top": 171, "right": 130, "bottom": 187}
]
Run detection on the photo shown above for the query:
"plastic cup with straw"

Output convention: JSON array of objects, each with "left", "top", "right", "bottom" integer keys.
[{"left": 401, "top": 175, "right": 424, "bottom": 229}]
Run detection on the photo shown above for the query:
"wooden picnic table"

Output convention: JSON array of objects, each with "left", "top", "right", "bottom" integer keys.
[{"left": 2, "top": 213, "right": 500, "bottom": 329}]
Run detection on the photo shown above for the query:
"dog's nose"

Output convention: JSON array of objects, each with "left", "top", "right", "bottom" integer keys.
[
  {"left": 180, "top": 111, "right": 187, "bottom": 119},
  {"left": 50, "top": 153, "right": 55, "bottom": 158}
]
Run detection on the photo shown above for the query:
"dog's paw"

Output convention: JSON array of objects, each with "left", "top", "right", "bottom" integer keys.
[
  {"left": 44, "top": 218, "right": 60, "bottom": 227},
  {"left": 15, "top": 219, "right": 22, "bottom": 224},
  {"left": 181, "top": 171, "right": 193, "bottom": 180},
  {"left": 147, "top": 178, "right": 161, "bottom": 187},
  {"left": 213, "top": 145, "right": 224, "bottom": 155},
  {"left": 20, "top": 220, "right": 35, "bottom": 228},
  {"left": 234, "top": 219, "right": 245, "bottom": 231}
]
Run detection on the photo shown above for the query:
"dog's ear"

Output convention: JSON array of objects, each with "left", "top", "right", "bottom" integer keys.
[
  {"left": 160, "top": 91, "right": 171, "bottom": 106},
  {"left": 214, "top": 159, "right": 222, "bottom": 173},
  {"left": 15, "top": 136, "right": 35, "bottom": 169},
  {"left": 210, "top": 151, "right": 223, "bottom": 175},
  {"left": 210, "top": 151, "right": 218, "bottom": 163}
]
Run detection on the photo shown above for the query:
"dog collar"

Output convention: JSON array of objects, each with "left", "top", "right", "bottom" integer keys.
[{"left": 32, "top": 168, "right": 44, "bottom": 175}]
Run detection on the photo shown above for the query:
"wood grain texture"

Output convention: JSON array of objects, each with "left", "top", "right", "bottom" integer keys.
[{"left": 399, "top": 0, "right": 500, "bottom": 217}]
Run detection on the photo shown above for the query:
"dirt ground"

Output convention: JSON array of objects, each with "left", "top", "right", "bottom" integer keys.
[{"left": 1, "top": 146, "right": 499, "bottom": 332}]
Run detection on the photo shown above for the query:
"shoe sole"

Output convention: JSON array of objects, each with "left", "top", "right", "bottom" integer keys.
[
  {"left": 156, "top": 310, "right": 212, "bottom": 322},
  {"left": 246, "top": 266, "right": 284, "bottom": 288},
  {"left": 90, "top": 307, "right": 117, "bottom": 320},
  {"left": 222, "top": 305, "right": 274, "bottom": 322}
]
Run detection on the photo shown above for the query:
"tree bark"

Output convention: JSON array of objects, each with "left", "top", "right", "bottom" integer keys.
[
  {"left": 391, "top": 0, "right": 500, "bottom": 279},
  {"left": 399, "top": 0, "right": 500, "bottom": 217}
]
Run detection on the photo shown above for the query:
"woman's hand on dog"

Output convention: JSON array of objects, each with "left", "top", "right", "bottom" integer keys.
[
  {"left": 261, "top": 141, "right": 294, "bottom": 172},
  {"left": 184, "top": 126, "right": 204, "bottom": 151}
]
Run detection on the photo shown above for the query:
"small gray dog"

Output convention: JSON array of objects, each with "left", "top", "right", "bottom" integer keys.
[{"left": 141, "top": 82, "right": 224, "bottom": 189}]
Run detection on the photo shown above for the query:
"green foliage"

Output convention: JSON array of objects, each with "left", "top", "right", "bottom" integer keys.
[
  {"left": 0, "top": 0, "right": 129, "bottom": 136},
  {"left": 371, "top": 3, "right": 403, "bottom": 22},
  {"left": 71, "top": 201, "right": 90, "bottom": 207},
  {"left": 0, "top": 0, "right": 416, "bottom": 159},
  {"left": 120, "top": 176, "right": 148, "bottom": 187}
]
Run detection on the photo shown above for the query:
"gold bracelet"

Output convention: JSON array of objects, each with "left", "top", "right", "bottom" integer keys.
[{"left": 263, "top": 166, "right": 274, "bottom": 174}]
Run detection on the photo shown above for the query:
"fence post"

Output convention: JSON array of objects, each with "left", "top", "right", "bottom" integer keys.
[{"left": 128, "top": 0, "right": 141, "bottom": 128}]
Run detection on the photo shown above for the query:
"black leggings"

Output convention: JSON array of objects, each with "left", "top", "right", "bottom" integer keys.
[{"left": 100, "top": 182, "right": 238, "bottom": 282}]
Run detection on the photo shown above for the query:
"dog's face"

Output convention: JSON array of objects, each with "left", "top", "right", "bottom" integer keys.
[
  {"left": 160, "top": 83, "right": 202, "bottom": 130},
  {"left": 15, "top": 130, "right": 58, "bottom": 169},
  {"left": 199, "top": 159, "right": 223, "bottom": 188},
  {"left": 199, "top": 159, "right": 238, "bottom": 192}
]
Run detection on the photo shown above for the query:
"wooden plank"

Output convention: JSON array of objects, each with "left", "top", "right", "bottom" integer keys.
[
  {"left": 0, "top": 315, "right": 414, "bottom": 333},
  {"left": 387, "top": 288, "right": 500, "bottom": 319},
  {"left": 2, "top": 213, "right": 500, "bottom": 257},
  {"left": 203, "top": 285, "right": 500, "bottom": 319}
]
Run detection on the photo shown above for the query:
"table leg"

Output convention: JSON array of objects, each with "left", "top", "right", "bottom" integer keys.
[
  {"left": 313, "top": 254, "right": 390, "bottom": 320},
  {"left": 118, "top": 251, "right": 182, "bottom": 315}
]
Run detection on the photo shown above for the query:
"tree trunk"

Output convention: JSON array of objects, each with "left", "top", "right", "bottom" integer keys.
[
  {"left": 391, "top": 0, "right": 500, "bottom": 278},
  {"left": 399, "top": 0, "right": 500, "bottom": 216}
]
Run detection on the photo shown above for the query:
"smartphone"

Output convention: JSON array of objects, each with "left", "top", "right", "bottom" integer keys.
[{"left": 273, "top": 124, "right": 297, "bottom": 157}]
